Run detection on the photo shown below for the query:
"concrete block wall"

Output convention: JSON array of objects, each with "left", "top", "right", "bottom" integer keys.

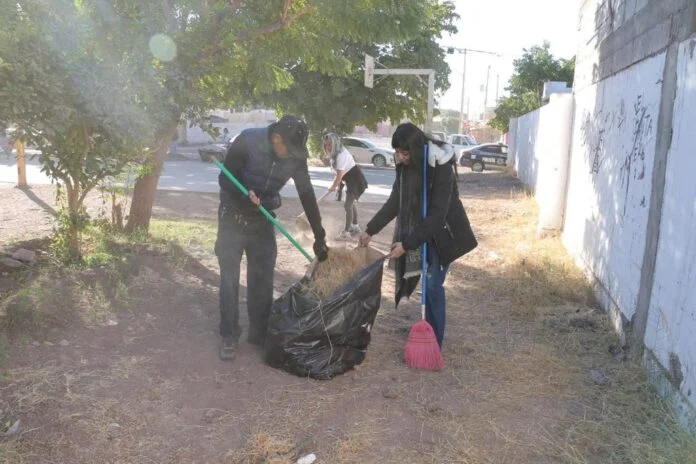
[
  {"left": 509, "top": 108, "right": 541, "bottom": 191},
  {"left": 562, "top": 52, "right": 665, "bottom": 337},
  {"left": 508, "top": 95, "right": 574, "bottom": 234},
  {"left": 643, "top": 35, "right": 696, "bottom": 431},
  {"left": 575, "top": 0, "right": 696, "bottom": 90},
  {"left": 512, "top": 0, "right": 696, "bottom": 431}
]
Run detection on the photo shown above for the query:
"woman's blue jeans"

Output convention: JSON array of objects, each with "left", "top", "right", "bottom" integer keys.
[{"left": 425, "top": 245, "right": 449, "bottom": 348}]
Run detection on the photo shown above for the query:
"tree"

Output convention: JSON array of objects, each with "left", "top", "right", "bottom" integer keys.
[
  {"left": 110, "top": 0, "right": 448, "bottom": 231},
  {"left": 0, "top": 0, "right": 147, "bottom": 259},
  {"left": 1, "top": 0, "right": 460, "bottom": 236},
  {"left": 490, "top": 41, "right": 575, "bottom": 132},
  {"left": 269, "top": 1, "right": 458, "bottom": 147}
]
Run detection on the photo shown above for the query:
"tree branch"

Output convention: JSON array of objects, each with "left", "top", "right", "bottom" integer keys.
[
  {"left": 236, "top": 1, "right": 312, "bottom": 41},
  {"left": 197, "top": 1, "right": 312, "bottom": 75}
]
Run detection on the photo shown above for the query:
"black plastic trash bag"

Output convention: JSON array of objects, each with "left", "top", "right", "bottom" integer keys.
[{"left": 265, "top": 249, "right": 385, "bottom": 380}]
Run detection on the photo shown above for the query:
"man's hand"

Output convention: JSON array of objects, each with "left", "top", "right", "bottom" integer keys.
[
  {"left": 387, "top": 242, "right": 406, "bottom": 259},
  {"left": 313, "top": 238, "right": 329, "bottom": 262},
  {"left": 248, "top": 190, "right": 261, "bottom": 207},
  {"left": 358, "top": 233, "right": 372, "bottom": 248}
]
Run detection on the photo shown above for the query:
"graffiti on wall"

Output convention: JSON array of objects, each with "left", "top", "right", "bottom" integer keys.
[
  {"left": 621, "top": 96, "right": 654, "bottom": 217},
  {"left": 580, "top": 97, "right": 626, "bottom": 175},
  {"left": 579, "top": 95, "right": 652, "bottom": 217}
]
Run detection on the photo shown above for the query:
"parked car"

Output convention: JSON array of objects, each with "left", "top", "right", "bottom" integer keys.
[
  {"left": 341, "top": 137, "right": 395, "bottom": 168},
  {"left": 448, "top": 133, "right": 477, "bottom": 146},
  {"left": 198, "top": 134, "right": 237, "bottom": 162},
  {"left": 459, "top": 143, "right": 509, "bottom": 172},
  {"left": 446, "top": 133, "right": 476, "bottom": 155},
  {"left": 431, "top": 131, "right": 448, "bottom": 142}
]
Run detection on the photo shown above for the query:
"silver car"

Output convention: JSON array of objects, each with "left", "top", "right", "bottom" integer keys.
[{"left": 341, "top": 137, "right": 395, "bottom": 168}]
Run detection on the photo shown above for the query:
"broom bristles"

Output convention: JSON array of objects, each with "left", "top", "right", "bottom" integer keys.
[{"left": 404, "top": 320, "right": 444, "bottom": 371}]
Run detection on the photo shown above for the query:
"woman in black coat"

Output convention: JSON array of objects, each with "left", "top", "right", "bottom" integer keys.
[{"left": 359, "top": 123, "right": 477, "bottom": 347}]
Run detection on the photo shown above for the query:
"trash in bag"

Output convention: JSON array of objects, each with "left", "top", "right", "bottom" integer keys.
[{"left": 265, "top": 247, "right": 385, "bottom": 380}]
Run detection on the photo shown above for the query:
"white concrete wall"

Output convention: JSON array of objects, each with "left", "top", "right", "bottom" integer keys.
[
  {"left": 563, "top": 53, "right": 664, "bottom": 331},
  {"left": 512, "top": 108, "right": 541, "bottom": 191},
  {"left": 535, "top": 94, "right": 575, "bottom": 233},
  {"left": 507, "top": 117, "right": 518, "bottom": 169},
  {"left": 507, "top": 95, "right": 574, "bottom": 233},
  {"left": 644, "top": 37, "right": 696, "bottom": 421}
]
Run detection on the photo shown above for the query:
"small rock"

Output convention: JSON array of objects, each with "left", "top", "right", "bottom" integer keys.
[
  {"left": 381, "top": 386, "right": 398, "bottom": 399},
  {"left": 1, "top": 272, "right": 8, "bottom": 276},
  {"left": 31, "top": 341, "right": 40, "bottom": 347},
  {"left": 11, "top": 249, "right": 36, "bottom": 264},
  {"left": 59, "top": 340, "right": 70, "bottom": 347},
  {"left": 296, "top": 453, "right": 317, "bottom": 464},
  {"left": 588, "top": 369, "right": 608, "bottom": 385},
  {"left": 0, "top": 258, "right": 23, "bottom": 269},
  {"left": 106, "top": 423, "right": 121, "bottom": 440},
  {"left": 487, "top": 251, "right": 501, "bottom": 261},
  {"left": 43, "top": 341, "right": 54, "bottom": 347},
  {"left": 4, "top": 419, "right": 20, "bottom": 437},
  {"left": 106, "top": 319, "right": 118, "bottom": 327}
]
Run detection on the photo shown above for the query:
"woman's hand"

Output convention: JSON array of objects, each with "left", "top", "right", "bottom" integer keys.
[
  {"left": 248, "top": 190, "right": 261, "bottom": 207},
  {"left": 358, "top": 233, "right": 372, "bottom": 247},
  {"left": 387, "top": 242, "right": 405, "bottom": 259}
]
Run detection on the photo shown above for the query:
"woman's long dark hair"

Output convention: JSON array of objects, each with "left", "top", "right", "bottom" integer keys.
[{"left": 391, "top": 123, "right": 447, "bottom": 217}]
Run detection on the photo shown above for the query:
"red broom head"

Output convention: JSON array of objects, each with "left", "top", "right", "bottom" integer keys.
[{"left": 404, "top": 320, "right": 444, "bottom": 371}]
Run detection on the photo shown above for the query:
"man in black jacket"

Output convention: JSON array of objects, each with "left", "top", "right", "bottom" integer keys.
[{"left": 215, "top": 116, "right": 329, "bottom": 361}]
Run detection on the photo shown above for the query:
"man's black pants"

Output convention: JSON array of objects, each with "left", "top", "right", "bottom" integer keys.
[{"left": 215, "top": 204, "right": 277, "bottom": 342}]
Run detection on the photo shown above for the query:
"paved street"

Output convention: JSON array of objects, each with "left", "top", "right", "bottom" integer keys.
[{"left": 0, "top": 148, "right": 395, "bottom": 203}]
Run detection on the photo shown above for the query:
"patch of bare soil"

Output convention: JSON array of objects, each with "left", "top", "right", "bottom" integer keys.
[{"left": 0, "top": 172, "right": 694, "bottom": 464}]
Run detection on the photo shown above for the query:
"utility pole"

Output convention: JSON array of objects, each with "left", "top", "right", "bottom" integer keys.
[
  {"left": 484, "top": 64, "right": 491, "bottom": 108},
  {"left": 445, "top": 46, "right": 502, "bottom": 133},
  {"left": 458, "top": 49, "right": 467, "bottom": 132},
  {"left": 495, "top": 72, "right": 500, "bottom": 103}
]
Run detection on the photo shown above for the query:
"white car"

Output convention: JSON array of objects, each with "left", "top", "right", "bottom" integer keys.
[{"left": 341, "top": 137, "right": 395, "bottom": 168}]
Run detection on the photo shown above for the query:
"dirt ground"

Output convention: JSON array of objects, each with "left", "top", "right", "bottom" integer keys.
[{"left": 0, "top": 172, "right": 694, "bottom": 464}]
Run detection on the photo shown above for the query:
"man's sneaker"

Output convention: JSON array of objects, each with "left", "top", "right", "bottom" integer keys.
[
  {"left": 336, "top": 230, "right": 352, "bottom": 241},
  {"left": 349, "top": 225, "right": 362, "bottom": 236},
  {"left": 219, "top": 337, "right": 238, "bottom": 361}
]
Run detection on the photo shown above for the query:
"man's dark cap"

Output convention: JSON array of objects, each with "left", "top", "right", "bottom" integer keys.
[{"left": 270, "top": 115, "right": 309, "bottom": 159}]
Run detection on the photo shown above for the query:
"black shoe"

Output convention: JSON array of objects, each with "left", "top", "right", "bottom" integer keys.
[{"left": 219, "top": 337, "right": 238, "bottom": 361}]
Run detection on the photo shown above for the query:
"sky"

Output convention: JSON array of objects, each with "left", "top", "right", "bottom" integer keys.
[{"left": 438, "top": 0, "right": 580, "bottom": 117}]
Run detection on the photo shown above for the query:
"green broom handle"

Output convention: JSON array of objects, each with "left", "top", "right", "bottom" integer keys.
[{"left": 214, "top": 159, "right": 314, "bottom": 263}]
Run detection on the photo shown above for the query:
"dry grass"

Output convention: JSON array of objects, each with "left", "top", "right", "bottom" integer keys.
[
  {"left": 224, "top": 433, "right": 296, "bottom": 464},
  {"left": 431, "top": 186, "right": 696, "bottom": 464},
  {"left": 1, "top": 177, "right": 695, "bottom": 463},
  {"left": 303, "top": 247, "right": 375, "bottom": 298}
]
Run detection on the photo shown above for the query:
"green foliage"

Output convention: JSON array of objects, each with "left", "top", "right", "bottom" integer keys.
[
  {"left": 270, "top": 1, "right": 458, "bottom": 145},
  {"left": 0, "top": 0, "right": 150, "bottom": 259},
  {"left": 0, "top": 0, "right": 461, "bottom": 233},
  {"left": 490, "top": 41, "right": 575, "bottom": 132}
]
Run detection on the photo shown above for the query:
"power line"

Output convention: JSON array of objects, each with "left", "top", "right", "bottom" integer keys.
[{"left": 443, "top": 46, "right": 502, "bottom": 131}]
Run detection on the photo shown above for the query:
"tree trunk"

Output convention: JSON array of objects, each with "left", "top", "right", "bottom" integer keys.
[
  {"left": 16, "top": 141, "right": 27, "bottom": 188},
  {"left": 126, "top": 123, "right": 178, "bottom": 233},
  {"left": 64, "top": 183, "right": 82, "bottom": 260}
]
